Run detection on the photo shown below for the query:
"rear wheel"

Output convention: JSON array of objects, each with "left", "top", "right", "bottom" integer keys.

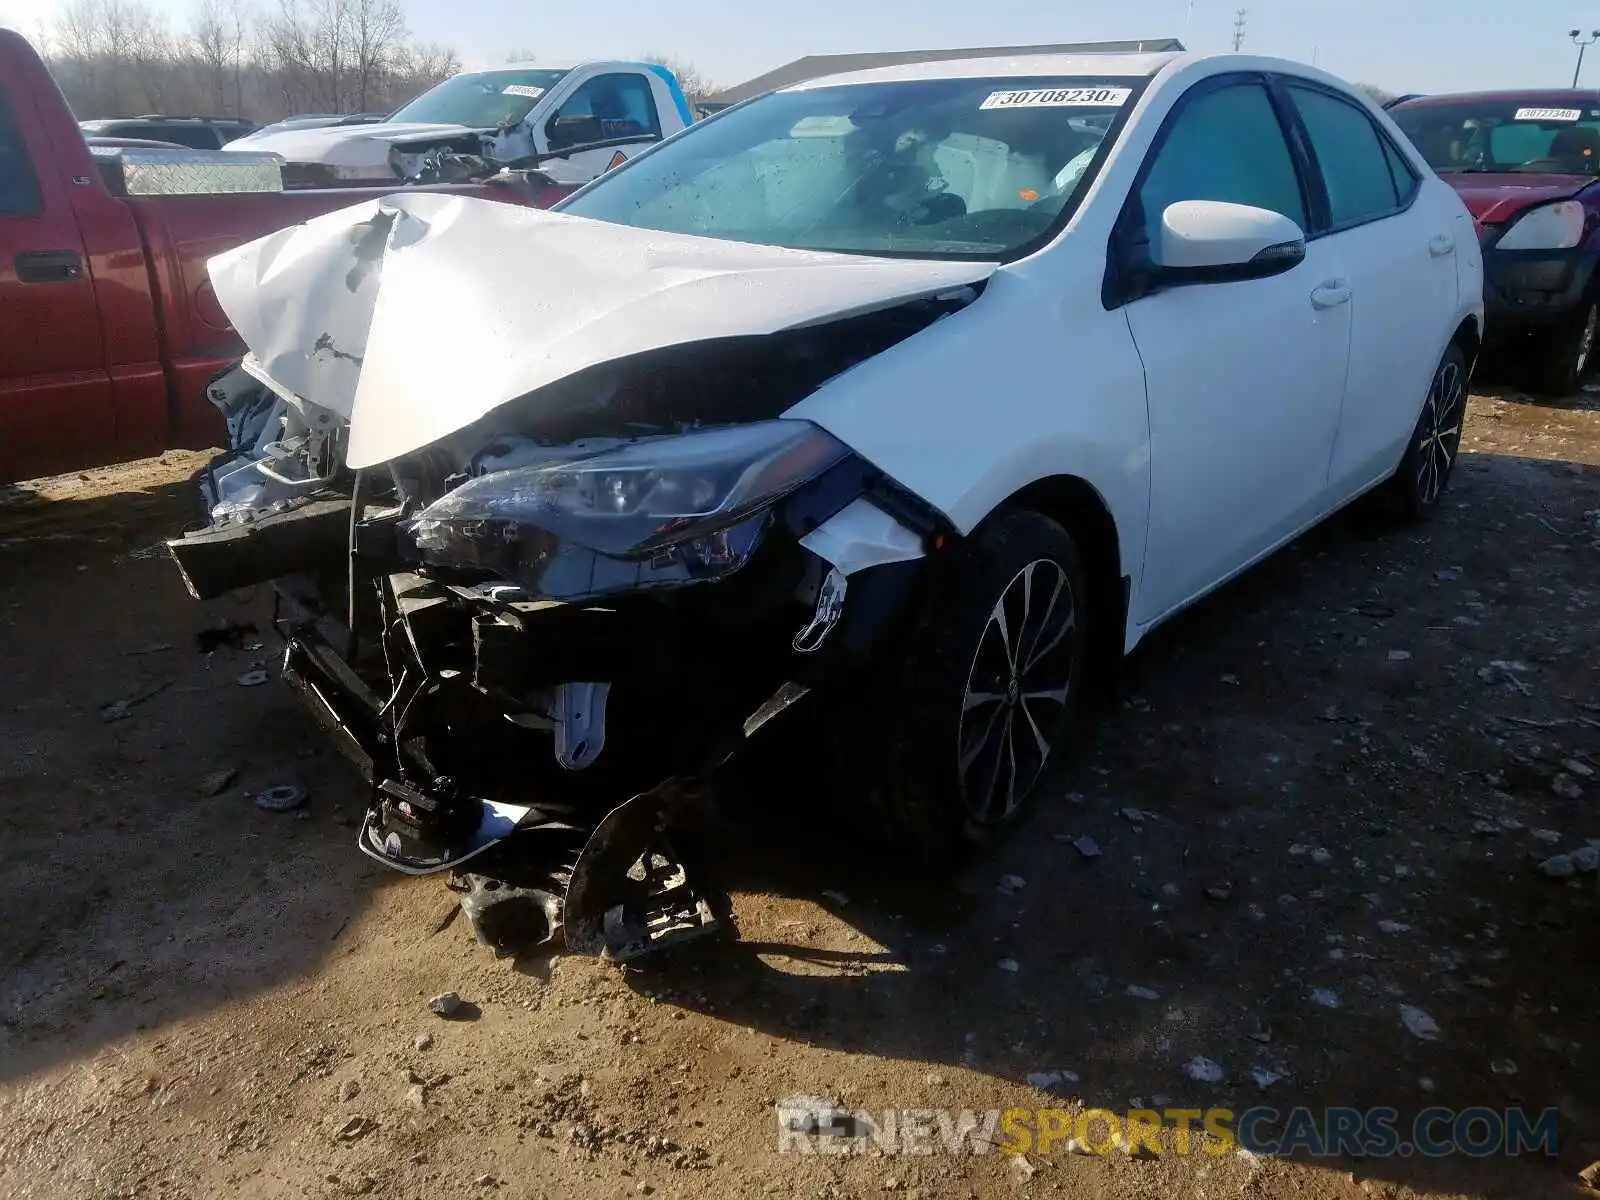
[
  {"left": 860, "top": 509, "right": 1089, "bottom": 863},
  {"left": 1375, "top": 341, "right": 1469, "bottom": 523},
  {"left": 1530, "top": 301, "right": 1597, "bottom": 397}
]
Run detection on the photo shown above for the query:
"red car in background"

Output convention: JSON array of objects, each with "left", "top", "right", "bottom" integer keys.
[{"left": 1390, "top": 90, "right": 1600, "bottom": 394}]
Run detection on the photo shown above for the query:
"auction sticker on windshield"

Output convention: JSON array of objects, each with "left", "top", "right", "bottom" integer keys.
[
  {"left": 981, "top": 87, "right": 1132, "bottom": 110},
  {"left": 1514, "top": 107, "right": 1582, "bottom": 121},
  {"left": 503, "top": 85, "right": 545, "bottom": 98}
]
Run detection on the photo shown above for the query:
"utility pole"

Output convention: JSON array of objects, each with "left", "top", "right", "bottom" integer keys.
[
  {"left": 1574, "top": 29, "right": 1600, "bottom": 87},
  {"left": 1232, "top": 9, "right": 1248, "bottom": 52}
]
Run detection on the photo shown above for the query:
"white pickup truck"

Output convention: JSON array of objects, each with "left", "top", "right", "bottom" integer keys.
[{"left": 227, "top": 61, "right": 694, "bottom": 187}]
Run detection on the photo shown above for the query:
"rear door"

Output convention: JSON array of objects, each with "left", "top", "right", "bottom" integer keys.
[
  {"left": 1280, "top": 79, "right": 1460, "bottom": 495},
  {"left": 0, "top": 81, "right": 115, "bottom": 482},
  {"left": 536, "top": 70, "right": 664, "bottom": 184}
]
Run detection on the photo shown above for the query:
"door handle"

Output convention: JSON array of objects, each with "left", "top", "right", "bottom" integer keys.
[
  {"left": 1429, "top": 234, "right": 1456, "bottom": 257},
  {"left": 14, "top": 249, "right": 84, "bottom": 283},
  {"left": 1310, "top": 280, "right": 1352, "bottom": 310}
]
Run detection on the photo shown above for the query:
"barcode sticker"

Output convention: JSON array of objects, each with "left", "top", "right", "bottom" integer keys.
[
  {"left": 503, "top": 84, "right": 546, "bottom": 98},
  {"left": 981, "top": 87, "right": 1133, "bottom": 110},
  {"left": 1514, "top": 106, "right": 1582, "bottom": 121}
]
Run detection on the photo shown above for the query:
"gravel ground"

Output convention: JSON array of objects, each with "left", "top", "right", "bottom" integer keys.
[{"left": 0, "top": 386, "right": 1596, "bottom": 1200}]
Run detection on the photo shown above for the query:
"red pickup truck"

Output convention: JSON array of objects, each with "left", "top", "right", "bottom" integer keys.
[{"left": 0, "top": 28, "right": 572, "bottom": 483}]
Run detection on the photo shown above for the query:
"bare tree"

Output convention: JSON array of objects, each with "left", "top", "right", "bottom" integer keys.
[
  {"left": 641, "top": 54, "right": 717, "bottom": 102},
  {"left": 192, "top": 0, "right": 251, "bottom": 114},
  {"left": 502, "top": 48, "right": 538, "bottom": 64}
]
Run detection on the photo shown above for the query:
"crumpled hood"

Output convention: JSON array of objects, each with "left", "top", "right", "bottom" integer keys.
[
  {"left": 1441, "top": 172, "right": 1594, "bottom": 223},
  {"left": 223, "top": 121, "right": 478, "bottom": 168},
  {"left": 206, "top": 192, "right": 995, "bottom": 470}
]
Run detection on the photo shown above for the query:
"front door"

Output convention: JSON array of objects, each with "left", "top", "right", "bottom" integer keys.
[
  {"left": 0, "top": 82, "right": 113, "bottom": 482},
  {"left": 537, "top": 71, "right": 663, "bottom": 186},
  {"left": 1121, "top": 77, "right": 1352, "bottom": 623}
]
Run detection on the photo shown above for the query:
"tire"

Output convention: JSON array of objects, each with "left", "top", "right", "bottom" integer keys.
[
  {"left": 1530, "top": 301, "right": 1597, "bottom": 397},
  {"left": 857, "top": 508, "right": 1089, "bottom": 864},
  {"left": 1374, "top": 341, "right": 1470, "bottom": 523}
]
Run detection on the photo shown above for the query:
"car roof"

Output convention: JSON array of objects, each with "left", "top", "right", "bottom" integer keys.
[
  {"left": 785, "top": 50, "right": 1183, "bottom": 90},
  {"left": 1393, "top": 89, "right": 1600, "bottom": 109}
]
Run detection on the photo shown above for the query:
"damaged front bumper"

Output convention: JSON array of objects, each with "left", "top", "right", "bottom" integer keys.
[{"left": 167, "top": 364, "right": 950, "bottom": 961}]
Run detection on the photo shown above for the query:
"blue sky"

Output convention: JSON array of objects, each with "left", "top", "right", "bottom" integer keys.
[{"left": 2, "top": 0, "right": 1598, "bottom": 95}]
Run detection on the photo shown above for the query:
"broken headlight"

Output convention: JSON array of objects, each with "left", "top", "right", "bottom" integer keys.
[{"left": 405, "top": 420, "right": 850, "bottom": 599}]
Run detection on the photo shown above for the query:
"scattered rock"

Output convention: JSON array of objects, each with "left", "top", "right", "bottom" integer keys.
[
  {"left": 1204, "top": 882, "right": 1233, "bottom": 901},
  {"left": 1578, "top": 1160, "right": 1600, "bottom": 1190},
  {"left": 1400, "top": 1005, "right": 1441, "bottom": 1041},
  {"left": 1125, "top": 985, "right": 1160, "bottom": 1001},
  {"left": 1009, "top": 1153, "right": 1037, "bottom": 1184},
  {"left": 924, "top": 1072, "right": 946, "bottom": 1087},
  {"left": 236, "top": 667, "right": 269, "bottom": 687},
  {"left": 428, "top": 992, "right": 463, "bottom": 1018},
  {"left": 1532, "top": 828, "right": 1563, "bottom": 844},
  {"left": 1562, "top": 759, "right": 1596, "bottom": 779},
  {"left": 998, "top": 959, "right": 1021, "bottom": 974},
  {"left": 1470, "top": 820, "right": 1500, "bottom": 838},
  {"left": 1118, "top": 807, "right": 1149, "bottom": 825},
  {"left": 1554, "top": 775, "right": 1585, "bottom": 800},
  {"left": 1249, "top": 1065, "right": 1283, "bottom": 1089},
  {"left": 1490, "top": 1059, "right": 1518, "bottom": 1076},
  {"left": 820, "top": 890, "right": 850, "bottom": 907},
  {"left": 338, "top": 1079, "right": 361, "bottom": 1102},
  {"left": 407, "top": 1085, "right": 427, "bottom": 1110},
  {"left": 1539, "top": 855, "right": 1578, "bottom": 880},
  {"left": 1310, "top": 847, "right": 1333, "bottom": 866},
  {"left": 1072, "top": 836, "right": 1102, "bottom": 860},
  {"left": 1387, "top": 650, "right": 1413, "bottom": 663},
  {"left": 997, "top": 875, "right": 1026, "bottom": 896},
  {"left": 1434, "top": 567, "right": 1463, "bottom": 582},
  {"left": 198, "top": 768, "right": 238, "bottom": 797},
  {"left": 1575, "top": 845, "right": 1600, "bottom": 873},
  {"left": 331, "top": 1116, "right": 375, "bottom": 1142},
  {"left": 254, "top": 784, "right": 308, "bottom": 813},
  {"left": 413, "top": 1032, "right": 433, "bottom": 1051},
  {"left": 1311, "top": 989, "right": 1341, "bottom": 1009},
  {"left": 1377, "top": 920, "right": 1412, "bottom": 935},
  {"left": 1184, "top": 1056, "right": 1225, "bottom": 1084}
]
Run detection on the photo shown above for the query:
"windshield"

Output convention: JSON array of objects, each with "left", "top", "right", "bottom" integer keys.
[
  {"left": 1392, "top": 99, "right": 1600, "bottom": 175},
  {"left": 560, "top": 76, "right": 1142, "bottom": 259},
  {"left": 389, "top": 68, "right": 570, "bottom": 128}
]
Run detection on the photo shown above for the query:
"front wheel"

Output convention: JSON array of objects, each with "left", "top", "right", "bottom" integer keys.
[
  {"left": 1375, "top": 341, "right": 1469, "bottom": 523},
  {"left": 1530, "top": 301, "right": 1597, "bottom": 397},
  {"left": 859, "top": 509, "right": 1089, "bottom": 864}
]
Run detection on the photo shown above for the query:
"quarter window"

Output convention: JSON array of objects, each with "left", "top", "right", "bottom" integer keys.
[
  {"left": 1137, "top": 82, "right": 1307, "bottom": 237},
  {"left": 0, "top": 89, "right": 41, "bottom": 215},
  {"left": 1289, "top": 84, "right": 1405, "bottom": 226}
]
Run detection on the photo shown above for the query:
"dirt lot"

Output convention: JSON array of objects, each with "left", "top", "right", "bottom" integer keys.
[{"left": 1, "top": 384, "right": 1597, "bottom": 1200}]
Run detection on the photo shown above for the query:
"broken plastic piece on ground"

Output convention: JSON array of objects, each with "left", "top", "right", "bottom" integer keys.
[
  {"left": 453, "top": 872, "right": 566, "bottom": 958},
  {"left": 255, "top": 784, "right": 309, "bottom": 812}
]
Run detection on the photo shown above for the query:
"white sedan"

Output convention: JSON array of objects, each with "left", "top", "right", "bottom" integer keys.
[{"left": 174, "top": 49, "right": 1484, "bottom": 886}]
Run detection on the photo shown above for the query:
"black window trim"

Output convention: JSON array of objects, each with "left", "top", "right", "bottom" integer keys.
[
  {"left": 1270, "top": 74, "right": 1421, "bottom": 238},
  {"left": 0, "top": 84, "right": 44, "bottom": 218},
  {"left": 1103, "top": 70, "right": 1315, "bottom": 309}
]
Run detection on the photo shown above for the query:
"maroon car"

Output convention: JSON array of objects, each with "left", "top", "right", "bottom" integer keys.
[{"left": 1390, "top": 90, "right": 1600, "bottom": 394}]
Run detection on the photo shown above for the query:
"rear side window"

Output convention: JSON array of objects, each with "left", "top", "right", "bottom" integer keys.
[
  {"left": 0, "top": 89, "right": 41, "bottom": 215},
  {"left": 1137, "top": 81, "right": 1307, "bottom": 233},
  {"left": 1289, "top": 84, "right": 1406, "bottom": 227}
]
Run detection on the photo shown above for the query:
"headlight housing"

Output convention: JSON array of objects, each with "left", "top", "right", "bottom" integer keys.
[
  {"left": 1496, "top": 200, "right": 1588, "bottom": 250},
  {"left": 406, "top": 420, "right": 850, "bottom": 599}
]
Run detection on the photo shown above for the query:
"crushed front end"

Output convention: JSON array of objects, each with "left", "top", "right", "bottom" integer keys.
[{"left": 167, "top": 355, "right": 950, "bottom": 961}]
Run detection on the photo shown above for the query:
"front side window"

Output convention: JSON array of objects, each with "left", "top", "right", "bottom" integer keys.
[
  {"left": 1136, "top": 81, "right": 1307, "bottom": 235},
  {"left": 548, "top": 73, "right": 662, "bottom": 150},
  {"left": 0, "top": 89, "right": 41, "bottom": 216},
  {"left": 1289, "top": 85, "right": 1403, "bottom": 226},
  {"left": 388, "top": 68, "right": 571, "bottom": 129},
  {"left": 560, "top": 76, "right": 1143, "bottom": 260},
  {"left": 1392, "top": 99, "right": 1600, "bottom": 175}
]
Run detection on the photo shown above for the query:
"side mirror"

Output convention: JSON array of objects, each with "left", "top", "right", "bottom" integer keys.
[
  {"left": 546, "top": 113, "right": 602, "bottom": 152},
  {"left": 1154, "top": 199, "right": 1306, "bottom": 282}
]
